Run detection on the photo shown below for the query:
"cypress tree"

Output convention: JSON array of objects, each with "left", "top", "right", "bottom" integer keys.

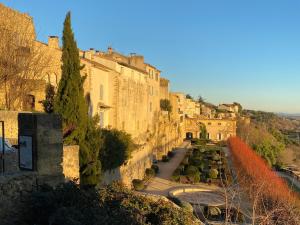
[
  {"left": 54, "top": 12, "right": 101, "bottom": 186},
  {"left": 54, "top": 12, "right": 88, "bottom": 145}
]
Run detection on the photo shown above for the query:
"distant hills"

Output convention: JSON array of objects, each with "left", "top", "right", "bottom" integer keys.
[{"left": 277, "top": 113, "right": 300, "bottom": 120}]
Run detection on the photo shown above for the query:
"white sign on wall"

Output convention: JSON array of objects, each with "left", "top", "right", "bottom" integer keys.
[{"left": 19, "top": 135, "right": 33, "bottom": 170}]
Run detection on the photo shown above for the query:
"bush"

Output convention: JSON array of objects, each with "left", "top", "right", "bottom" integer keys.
[
  {"left": 182, "top": 157, "right": 189, "bottom": 165},
  {"left": 212, "top": 154, "right": 221, "bottom": 161},
  {"left": 209, "top": 169, "right": 219, "bottom": 179},
  {"left": 160, "top": 99, "right": 172, "bottom": 112},
  {"left": 168, "top": 151, "right": 175, "bottom": 158},
  {"left": 171, "top": 168, "right": 181, "bottom": 182},
  {"left": 23, "top": 182, "right": 198, "bottom": 225},
  {"left": 162, "top": 155, "right": 169, "bottom": 162},
  {"left": 132, "top": 179, "right": 145, "bottom": 191},
  {"left": 151, "top": 164, "right": 159, "bottom": 174},
  {"left": 100, "top": 129, "right": 136, "bottom": 171},
  {"left": 185, "top": 166, "right": 201, "bottom": 183},
  {"left": 145, "top": 168, "right": 155, "bottom": 178},
  {"left": 179, "top": 201, "right": 194, "bottom": 213}
]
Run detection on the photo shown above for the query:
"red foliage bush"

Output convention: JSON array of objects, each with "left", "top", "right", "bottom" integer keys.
[{"left": 228, "top": 137, "right": 296, "bottom": 204}]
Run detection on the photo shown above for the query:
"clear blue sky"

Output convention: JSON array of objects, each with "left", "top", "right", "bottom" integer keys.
[{"left": 2, "top": 0, "right": 300, "bottom": 113}]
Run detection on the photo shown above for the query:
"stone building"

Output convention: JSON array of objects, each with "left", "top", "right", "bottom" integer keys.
[
  {"left": 185, "top": 117, "right": 236, "bottom": 141},
  {"left": 159, "top": 78, "right": 170, "bottom": 100},
  {"left": 0, "top": 4, "right": 62, "bottom": 111}
]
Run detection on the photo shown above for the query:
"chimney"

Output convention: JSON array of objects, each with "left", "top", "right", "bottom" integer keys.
[
  {"left": 107, "top": 46, "right": 113, "bottom": 54},
  {"left": 89, "top": 48, "right": 95, "bottom": 55},
  {"left": 48, "top": 36, "right": 59, "bottom": 49}
]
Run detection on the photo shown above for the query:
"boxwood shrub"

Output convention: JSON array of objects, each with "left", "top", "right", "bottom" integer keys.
[{"left": 132, "top": 179, "right": 145, "bottom": 191}]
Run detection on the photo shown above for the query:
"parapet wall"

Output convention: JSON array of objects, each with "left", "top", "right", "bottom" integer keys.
[
  {"left": 0, "top": 172, "right": 63, "bottom": 225},
  {"left": 62, "top": 145, "right": 80, "bottom": 182}
]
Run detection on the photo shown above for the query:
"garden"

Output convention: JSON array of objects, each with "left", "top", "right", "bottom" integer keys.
[{"left": 171, "top": 139, "right": 232, "bottom": 186}]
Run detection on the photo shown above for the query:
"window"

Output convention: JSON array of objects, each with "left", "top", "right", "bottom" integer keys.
[
  {"left": 150, "top": 102, "right": 152, "bottom": 112},
  {"left": 155, "top": 73, "right": 158, "bottom": 81},
  {"left": 208, "top": 122, "right": 212, "bottom": 125},
  {"left": 99, "top": 84, "right": 104, "bottom": 100},
  {"left": 207, "top": 133, "right": 210, "bottom": 139},
  {"left": 218, "top": 122, "right": 222, "bottom": 126},
  {"left": 218, "top": 133, "right": 222, "bottom": 140}
]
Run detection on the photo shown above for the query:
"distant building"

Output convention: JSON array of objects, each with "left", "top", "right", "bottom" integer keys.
[{"left": 218, "top": 103, "right": 239, "bottom": 114}]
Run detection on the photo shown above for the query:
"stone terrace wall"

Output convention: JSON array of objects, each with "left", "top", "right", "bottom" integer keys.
[
  {"left": 0, "top": 172, "right": 63, "bottom": 225},
  {"left": 62, "top": 145, "right": 80, "bottom": 182},
  {"left": 102, "top": 113, "right": 183, "bottom": 187}
]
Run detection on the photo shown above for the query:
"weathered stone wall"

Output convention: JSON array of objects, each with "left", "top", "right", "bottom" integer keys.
[
  {"left": 62, "top": 145, "right": 80, "bottom": 182},
  {"left": 102, "top": 143, "right": 153, "bottom": 187},
  {"left": 0, "top": 110, "right": 20, "bottom": 142},
  {"left": 3, "top": 151, "right": 19, "bottom": 173},
  {"left": 0, "top": 171, "right": 64, "bottom": 225},
  {"left": 102, "top": 112, "right": 183, "bottom": 187}
]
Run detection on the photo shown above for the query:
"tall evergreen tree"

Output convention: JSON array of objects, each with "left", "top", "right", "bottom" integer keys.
[
  {"left": 54, "top": 12, "right": 88, "bottom": 145},
  {"left": 54, "top": 12, "right": 101, "bottom": 186}
]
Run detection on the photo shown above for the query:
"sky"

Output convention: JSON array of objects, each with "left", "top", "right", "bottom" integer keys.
[{"left": 2, "top": 0, "right": 300, "bottom": 113}]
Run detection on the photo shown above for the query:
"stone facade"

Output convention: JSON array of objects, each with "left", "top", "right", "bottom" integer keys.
[{"left": 0, "top": 110, "right": 19, "bottom": 142}]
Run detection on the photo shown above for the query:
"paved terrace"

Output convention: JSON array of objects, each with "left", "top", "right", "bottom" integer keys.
[{"left": 143, "top": 141, "right": 218, "bottom": 196}]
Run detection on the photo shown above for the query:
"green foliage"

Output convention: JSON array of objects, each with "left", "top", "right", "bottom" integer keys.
[
  {"left": 160, "top": 99, "right": 172, "bottom": 112},
  {"left": 185, "top": 94, "right": 193, "bottom": 100},
  {"left": 199, "top": 124, "right": 208, "bottom": 140},
  {"left": 145, "top": 168, "right": 155, "bottom": 178},
  {"left": 167, "top": 151, "right": 175, "bottom": 158},
  {"left": 54, "top": 12, "right": 88, "bottom": 145},
  {"left": 23, "top": 182, "right": 198, "bottom": 225},
  {"left": 151, "top": 164, "right": 159, "bottom": 174},
  {"left": 132, "top": 179, "right": 145, "bottom": 191},
  {"left": 41, "top": 84, "right": 55, "bottom": 113},
  {"left": 253, "top": 139, "right": 284, "bottom": 166},
  {"left": 52, "top": 12, "right": 101, "bottom": 187},
  {"left": 171, "top": 168, "right": 181, "bottom": 182},
  {"left": 178, "top": 201, "right": 194, "bottom": 213},
  {"left": 185, "top": 165, "right": 201, "bottom": 183},
  {"left": 99, "top": 129, "right": 136, "bottom": 171},
  {"left": 162, "top": 155, "right": 169, "bottom": 162},
  {"left": 209, "top": 168, "right": 219, "bottom": 179},
  {"left": 80, "top": 116, "right": 102, "bottom": 186}
]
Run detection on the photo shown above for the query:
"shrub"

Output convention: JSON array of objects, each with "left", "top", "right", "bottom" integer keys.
[
  {"left": 167, "top": 151, "right": 175, "bottom": 158},
  {"left": 99, "top": 129, "right": 136, "bottom": 171},
  {"left": 179, "top": 201, "right": 194, "bottom": 213},
  {"left": 160, "top": 99, "right": 172, "bottom": 112},
  {"left": 23, "top": 182, "right": 198, "bottom": 225},
  {"left": 162, "top": 155, "right": 169, "bottom": 162},
  {"left": 212, "top": 154, "right": 221, "bottom": 161},
  {"left": 185, "top": 166, "right": 201, "bottom": 183},
  {"left": 182, "top": 157, "right": 189, "bottom": 165},
  {"left": 132, "top": 179, "right": 145, "bottom": 191},
  {"left": 145, "top": 168, "right": 155, "bottom": 178},
  {"left": 151, "top": 164, "right": 159, "bottom": 174},
  {"left": 209, "top": 169, "right": 219, "bottom": 179},
  {"left": 172, "top": 168, "right": 181, "bottom": 182}
]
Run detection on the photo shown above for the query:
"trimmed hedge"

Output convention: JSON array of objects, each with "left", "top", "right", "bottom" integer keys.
[
  {"left": 162, "top": 155, "right": 169, "bottom": 162},
  {"left": 168, "top": 151, "right": 175, "bottom": 158},
  {"left": 145, "top": 168, "right": 155, "bottom": 178},
  {"left": 209, "top": 169, "right": 219, "bottom": 179},
  {"left": 151, "top": 164, "right": 159, "bottom": 174},
  {"left": 132, "top": 179, "right": 145, "bottom": 191}
]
